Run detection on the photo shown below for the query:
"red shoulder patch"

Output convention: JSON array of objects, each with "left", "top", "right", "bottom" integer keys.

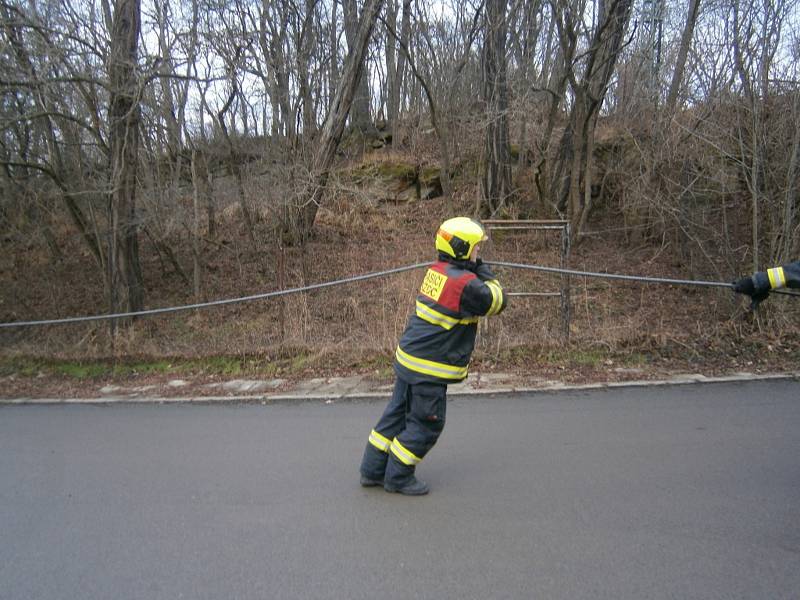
[{"left": 433, "top": 263, "right": 476, "bottom": 312}]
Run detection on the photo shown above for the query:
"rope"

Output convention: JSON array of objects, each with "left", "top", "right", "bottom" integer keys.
[
  {"left": 486, "top": 261, "right": 800, "bottom": 298},
  {"left": 0, "top": 260, "right": 796, "bottom": 329},
  {"left": 486, "top": 260, "right": 733, "bottom": 288},
  {"left": 0, "top": 262, "right": 429, "bottom": 329}
]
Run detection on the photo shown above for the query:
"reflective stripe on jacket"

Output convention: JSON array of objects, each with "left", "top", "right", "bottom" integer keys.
[{"left": 394, "top": 257, "right": 507, "bottom": 385}]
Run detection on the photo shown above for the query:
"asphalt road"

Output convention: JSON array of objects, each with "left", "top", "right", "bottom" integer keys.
[{"left": 1, "top": 380, "right": 799, "bottom": 600}]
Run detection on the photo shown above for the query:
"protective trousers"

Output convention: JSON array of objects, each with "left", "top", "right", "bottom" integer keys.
[{"left": 359, "top": 378, "right": 447, "bottom": 488}]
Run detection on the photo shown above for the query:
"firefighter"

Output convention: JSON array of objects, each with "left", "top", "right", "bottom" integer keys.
[
  {"left": 733, "top": 260, "right": 800, "bottom": 309},
  {"left": 359, "top": 217, "right": 508, "bottom": 495}
]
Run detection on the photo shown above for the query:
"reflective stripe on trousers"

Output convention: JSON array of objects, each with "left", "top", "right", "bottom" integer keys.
[
  {"left": 390, "top": 438, "right": 422, "bottom": 466},
  {"left": 359, "top": 378, "right": 447, "bottom": 486},
  {"left": 368, "top": 429, "right": 391, "bottom": 452}
]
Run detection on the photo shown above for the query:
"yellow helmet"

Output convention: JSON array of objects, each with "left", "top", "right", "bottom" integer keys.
[{"left": 435, "top": 217, "right": 487, "bottom": 260}]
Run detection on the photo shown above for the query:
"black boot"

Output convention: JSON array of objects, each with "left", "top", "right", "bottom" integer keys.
[
  {"left": 359, "top": 442, "right": 389, "bottom": 486},
  {"left": 384, "top": 477, "right": 429, "bottom": 496},
  {"left": 360, "top": 475, "right": 383, "bottom": 487}
]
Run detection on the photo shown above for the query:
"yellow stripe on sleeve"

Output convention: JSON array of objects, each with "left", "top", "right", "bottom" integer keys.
[
  {"left": 486, "top": 280, "right": 503, "bottom": 315},
  {"left": 767, "top": 267, "right": 786, "bottom": 289}
]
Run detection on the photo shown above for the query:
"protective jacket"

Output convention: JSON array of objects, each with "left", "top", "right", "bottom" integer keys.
[
  {"left": 751, "top": 260, "right": 800, "bottom": 293},
  {"left": 394, "top": 254, "right": 507, "bottom": 385}
]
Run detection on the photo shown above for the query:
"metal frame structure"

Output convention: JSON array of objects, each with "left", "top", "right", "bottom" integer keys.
[{"left": 483, "top": 219, "right": 572, "bottom": 340}]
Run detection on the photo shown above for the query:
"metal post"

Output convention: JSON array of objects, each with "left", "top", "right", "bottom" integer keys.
[{"left": 483, "top": 219, "right": 571, "bottom": 342}]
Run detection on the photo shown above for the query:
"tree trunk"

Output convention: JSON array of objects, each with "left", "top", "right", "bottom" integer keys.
[
  {"left": 196, "top": 102, "right": 216, "bottom": 239},
  {"left": 515, "top": 0, "right": 542, "bottom": 181},
  {"left": 343, "top": 0, "right": 374, "bottom": 133},
  {"left": 328, "top": 0, "right": 340, "bottom": 106},
  {"left": 155, "top": 0, "right": 180, "bottom": 159},
  {"left": 732, "top": 0, "right": 759, "bottom": 271},
  {"left": 262, "top": 3, "right": 294, "bottom": 139},
  {"left": 297, "top": 0, "right": 317, "bottom": 136},
  {"left": 395, "top": 0, "right": 411, "bottom": 139},
  {"left": 299, "top": 0, "right": 384, "bottom": 235},
  {"left": 216, "top": 84, "right": 258, "bottom": 247},
  {"left": 481, "top": 0, "right": 512, "bottom": 217},
  {"left": 551, "top": 0, "right": 632, "bottom": 238},
  {"left": 191, "top": 150, "right": 203, "bottom": 302},
  {"left": 385, "top": 11, "right": 453, "bottom": 200},
  {"left": 533, "top": 7, "right": 575, "bottom": 215},
  {"left": 540, "top": 6, "right": 556, "bottom": 89},
  {"left": 664, "top": 0, "right": 701, "bottom": 116},
  {"left": 386, "top": 0, "right": 411, "bottom": 140},
  {"left": 385, "top": 0, "right": 397, "bottom": 126},
  {"left": 107, "top": 0, "right": 144, "bottom": 321},
  {"left": 576, "top": 113, "right": 598, "bottom": 238}
]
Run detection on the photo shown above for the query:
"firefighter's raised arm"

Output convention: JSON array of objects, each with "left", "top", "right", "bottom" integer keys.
[
  {"left": 462, "top": 258, "right": 507, "bottom": 317},
  {"left": 733, "top": 260, "right": 800, "bottom": 308}
]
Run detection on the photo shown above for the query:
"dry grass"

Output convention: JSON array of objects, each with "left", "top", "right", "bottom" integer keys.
[{"left": 2, "top": 169, "right": 799, "bottom": 386}]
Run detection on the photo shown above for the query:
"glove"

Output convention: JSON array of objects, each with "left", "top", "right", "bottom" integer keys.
[
  {"left": 732, "top": 276, "right": 755, "bottom": 295},
  {"left": 732, "top": 276, "right": 769, "bottom": 310},
  {"left": 473, "top": 257, "right": 496, "bottom": 281}
]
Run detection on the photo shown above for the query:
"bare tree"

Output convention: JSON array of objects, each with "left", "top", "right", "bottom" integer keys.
[
  {"left": 664, "top": 0, "right": 702, "bottom": 116},
  {"left": 343, "top": 0, "right": 376, "bottom": 134},
  {"left": 0, "top": 1, "right": 105, "bottom": 264},
  {"left": 295, "top": 0, "right": 320, "bottom": 137},
  {"left": 385, "top": 0, "right": 412, "bottom": 138},
  {"left": 299, "top": 0, "right": 384, "bottom": 235},
  {"left": 210, "top": 65, "right": 259, "bottom": 248},
  {"left": 551, "top": 0, "right": 633, "bottom": 240},
  {"left": 3, "top": 0, "right": 799, "bottom": 329},
  {"left": 731, "top": 0, "right": 796, "bottom": 270},
  {"left": 260, "top": 0, "right": 294, "bottom": 139},
  {"left": 508, "top": 0, "right": 546, "bottom": 175},
  {"left": 107, "top": 0, "right": 144, "bottom": 319},
  {"left": 480, "top": 0, "right": 512, "bottom": 216},
  {"left": 531, "top": 0, "right": 575, "bottom": 215},
  {"left": 382, "top": 0, "right": 484, "bottom": 200}
]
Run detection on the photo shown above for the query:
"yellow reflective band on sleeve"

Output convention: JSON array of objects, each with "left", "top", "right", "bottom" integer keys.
[
  {"left": 767, "top": 267, "right": 786, "bottom": 289},
  {"left": 390, "top": 438, "right": 422, "bottom": 466},
  {"left": 395, "top": 347, "right": 469, "bottom": 380},
  {"left": 486, "top": 280, "right": 503, "bottom": 315},
  {"left": 416, "top": 301, "right": 479, "bottom": 329},
  {"left": 368, "top": 429, "right": 391, "bottom": 453}
]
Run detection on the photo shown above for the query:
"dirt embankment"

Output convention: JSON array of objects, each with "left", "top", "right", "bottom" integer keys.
[{"left": 1, "top": 161, "right": 799, "bottom": 399}]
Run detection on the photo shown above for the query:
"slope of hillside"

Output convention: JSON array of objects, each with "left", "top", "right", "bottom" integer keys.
[{"left": 1, "top": 151, "right": 799, "bottom": 398}]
